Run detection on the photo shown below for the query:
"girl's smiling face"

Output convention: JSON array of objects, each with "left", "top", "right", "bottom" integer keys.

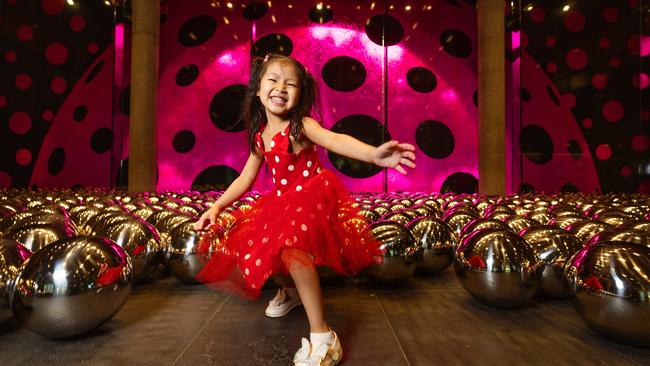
[{"left": 257, "top": 61, "right": 301, "bottom": 120}]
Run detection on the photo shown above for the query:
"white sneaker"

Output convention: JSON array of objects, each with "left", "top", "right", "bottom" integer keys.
[
  {"left": 265, "top": 287, "right": 302, "bottom": 318},
  {"left": 309, "top": 330, "right": 343, "bottom": 366}
]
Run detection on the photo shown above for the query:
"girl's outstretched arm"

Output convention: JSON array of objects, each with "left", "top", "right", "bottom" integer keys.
[
  {"left": 193, "top": 151, "right": 263, "bottom": 230},
  {"left": 303, "top": 117, "right": 416, "bottom": 175}
]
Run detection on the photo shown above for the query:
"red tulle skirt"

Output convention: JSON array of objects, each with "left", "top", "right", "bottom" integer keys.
[{"left": 195, "top": 169, "right": 382, "bottom": 299}]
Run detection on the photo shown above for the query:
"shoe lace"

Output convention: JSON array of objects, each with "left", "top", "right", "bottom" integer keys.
[
  {"left": 293, "top": 338, "right": 311, "bottom": 365},
  {"left": 308, "top": 343, "right": 329, "bottom": 366}
]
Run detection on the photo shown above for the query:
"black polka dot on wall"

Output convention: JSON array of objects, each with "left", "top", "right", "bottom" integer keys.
[
  {"left": 309, "top": 6, "right": 333, "bottom": 23},
  {"left": 441, "top": 172, "right": 478, "bottom": 194},
  {"left": 172, "top": 130, "right": 196, "bottom": 153},
  {"left": 415, "top": 120, "right": 454, "bottom": 159},
  {"left": 85, "top": 60, "right": 104, "bottom": 83},
  {"left": 561, "top": 183, "right": 578, "bottom": 193},
  {"left": 48, "top": 147, "right": 65, "bottom": 176},
  {"left": 521, "top": 124, "right": 553, "bottom": 164},
  {"left": 521, "top": 88, "right": 531, "bottom": 101},
  {"left": 519, "top": 183, "right": 535, "bottom": 193},
  {"left": 209, "top": 84, "right": 247, "bottom": 132},
  {"left": 243, "top": 3, "right": 268, "bottom": 20},
  {"left": 546, "top": 85, "right": 560, "bottom": 106},
  {"left": 90, "top": 127, "right": 113, "bottom": 153},
  {"left": 175, "top": 64, "right": 199, "bottom": 87},
  {"left": 73, "top": 105, "right": 88, "bottom": 122},
  {"left": 406, "top": 67, "right": 437, "bottom": 93},
  {"left": 192, "top": 165, "right": 239, "bottom": 190},
  {"left": 119, "top": 86, "right": 130, "bottom": 116},
  {"left": 253, "top": 33, "right": 293, "bottom": 57},
  {"left": 567, "top": 139, "right": 581, "bottom": 160},
  {"left": 177, "top": 15, "right": 217, "bottom": 47},
  {"left": 365, "top": 14, "right": 404, "bottom": 46},
  {"left": 321, "top": 56, "right": 366, "bottom": 92},
  {"left": 328, "top": 115, "right": 390, "bottom": 178},
  {"left": 440, "top": 29, "right": 473, "bottom": 58}
]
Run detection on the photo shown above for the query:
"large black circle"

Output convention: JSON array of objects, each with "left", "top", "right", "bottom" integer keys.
[
  {"left": 90, "top": 128, "right": 113, "bottom": 153},
  {"left": 519, "top": 183, "right": 535, "bottom": 193},
  {"left": 567, "top": 139, "right": 581, "bottom": 160},
  {"left": 85, "top": 60, "right": 104, "bottom": 83},
  {"left": 73, "top": 105, "right": 88, "bottom": 122},
  {"left": 406, "top": 67, "right": 437, "bottom": 93},
  {"left": 177, "top": 15, "right": 217, "bottom": 47},
  {"left": 119, "top": 86, "right": 130, "bottom": 116},
  {"left": 192, "top": 165, "right": 240, "bottom": 190},
  {"left": 561, "top": 183, "right": 578, "bottom": 193},
  {"left": 243, "top": 3, "right": 268, "bottom": 20},
  {"left": 172, "top": 130, "right": 196, "bottom": 153},
  {"left": 328, "top": 115, "right": 390, "bottom": 178},
  {"left": 48, "top": 147, "right": 65, "bottom": 176},
  {"left": 521, "top": 124, "right": 553, "bottom": 164},
  {"left": 546, "top": 85, "right": 560, "bottom": 106},
  {"left": 209, "top": 84, "right": 247, "bottom": 132},
  {"left": 415, "top": 120, "right": 454, "bottom": 159},
  {"left": 253, "top": 33, "right": 293, "bottom": 57},
  {"left": 440, "top": 172, "right": 478, "bottom": 194},
  {"left": 309, "top": 6, "right": 333, "bottom": 23},
  {"left": 175, "top": 64, "right": 199, "bottom": 86},
  {"left": 440, "top": 29, "right": 473, "bottom": 58},
  {"left": 365, "top": 14, "right": 404, "bottom": 46},
  {"left": 321, "top": 56, "right": 366, "bottom": 92}
]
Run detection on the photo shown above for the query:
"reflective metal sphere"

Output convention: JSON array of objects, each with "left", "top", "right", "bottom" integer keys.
[
  {"left": 407, "top": 217, "right": 457, "bottom": 274},
  {"left": 96, "top": 217, "right": 161, "bottom": 283},
  {"left": 503, "top": 216, "right": 541, "bottom": 233},
  {"left": 459, "top": 218, "right": 509, "bottom": 239},
  {"left": 454, "top": 229, "right": 544, "bottom": 308},
  {"left": 565, "top": 242, "right": 650, "bottom": 347},
  {"left": 11, "top": 236, "right": 132, "bottom": 338},
  {"left": 6, "top": 222, "right": 77, "bottom": 252},
  {"left": 365, "top": 221, "right": 421, "bottom": 282},
  {"left": 441, "top": 208, "right": 479, "bottom": 236},
  {"left": 519, "top": 226, "right": 582, "bottom": 298},
  {"left": 548, "top": 214, "right": 585, "bottom": 230},
  {"left": 380, "top": 211, "right": 413, "bottom": 226},
  {"left": 1, "top": 239, "right": 31, "bottom": 322},
  {"left": 567, "top": 221, "right": 614, "bottom": 244},
  {"left": 584, "top": 228, "right": 650, "bottom": 248},
  {"left": 166, "top": 221, "right": 211, "bottom": 284}
]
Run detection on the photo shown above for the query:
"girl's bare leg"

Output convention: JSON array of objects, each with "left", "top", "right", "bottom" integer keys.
[{"left": 281, "top": 248, "right": 329, "bottom": 333}]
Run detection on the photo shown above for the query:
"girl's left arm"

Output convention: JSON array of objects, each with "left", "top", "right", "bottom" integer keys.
[{"left": 303, "top": 117, "right": 416, "bottom": 175}]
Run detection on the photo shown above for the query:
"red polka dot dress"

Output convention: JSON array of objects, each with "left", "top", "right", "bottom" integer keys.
[{"left": 196, "top": 124, "right": 382, "bottom": 298}]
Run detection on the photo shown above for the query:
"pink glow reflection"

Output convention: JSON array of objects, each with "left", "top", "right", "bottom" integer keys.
[
  {"left": 511, "top": 31, "right": 520, "bottom": 49},
  {"left": 308, "top": 25, "right": 404, "bottom": 63},
  {"left": 217, "top": 52, "right": 237, "bottom": 67}
]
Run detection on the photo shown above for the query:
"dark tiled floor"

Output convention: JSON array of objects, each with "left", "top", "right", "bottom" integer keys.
[{"left": 1, "top": 267, "right": 648, "bottom": 365}]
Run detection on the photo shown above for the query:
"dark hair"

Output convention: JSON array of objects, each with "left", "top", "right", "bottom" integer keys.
[{"left": 241, "top": 53, "right": 321, "bottom": 154}]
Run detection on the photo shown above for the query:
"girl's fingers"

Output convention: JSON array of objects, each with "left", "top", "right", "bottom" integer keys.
[
  {"left": 395, "top": 165, "right": 407, "bottom": 175},
  {"left": 400, "top": 158, "right": 416, "bottom": 168},
  {"left": 402, "top": 151, "right": 416, "bottom": 160},
  {"left": 398, "top": 143, "right": 415, "bottom": 151}
]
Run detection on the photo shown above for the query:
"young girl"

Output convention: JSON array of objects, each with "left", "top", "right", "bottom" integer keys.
[{"left": 193, "top": 53, "right": 415, "bottom": 365}]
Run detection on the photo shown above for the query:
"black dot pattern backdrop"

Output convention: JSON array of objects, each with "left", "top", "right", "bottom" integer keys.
[
  {"left": 0, "top": 0, "right": 114, "bottom": 188},
  {"left": 518, "top": 0, "right": 648, "bottom": 193},
  {"left": 1, "top": 0, "right": 645, "bottom": 194}
]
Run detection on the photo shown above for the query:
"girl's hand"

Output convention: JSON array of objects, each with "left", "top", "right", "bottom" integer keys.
[
  {"left": 193, "top": 205, "right": 221, "bottom": 231},
  {"left": 373, "top": 141, "right": 416, "bottom": 175}
]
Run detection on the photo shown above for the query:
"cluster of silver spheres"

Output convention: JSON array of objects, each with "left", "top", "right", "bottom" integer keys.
[{"left": 1, "top": 189, "right": 649, "bottom": 347}]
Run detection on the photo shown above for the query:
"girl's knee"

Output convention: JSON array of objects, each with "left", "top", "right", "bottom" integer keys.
[{"left": 281, "top": 248, "right": 314, "bottom": 270}]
